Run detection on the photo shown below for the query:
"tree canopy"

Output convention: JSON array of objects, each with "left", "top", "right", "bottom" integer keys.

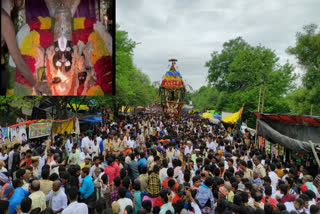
[
  {"left": 286, "top": 24, "right": 320, "bottom": 115},
  {"left": 203, "top": 37, "right": 296, "bottom": 126}
]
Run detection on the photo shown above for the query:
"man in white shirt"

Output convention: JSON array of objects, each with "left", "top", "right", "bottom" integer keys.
[
  {"left": 185, "top": 141, "right": 193, "bottom": 156},
  {"left": 206, "top": 136, "right": 216, "bottom": 153},
  {"left": 46, "top": 180, "right": 67, "bottom": 213},
  {"left": 284, "top": 198, "right": 305, "bottom": 213},
  {"left": 95, "top": 135, "right": 102, "bottom": 147},
  {"left": 126, "top": 138, "right": 134, "bottom": 149},
  {"left": 159, "top": 159, "right": 168, "bottom": 183},
  {"left": 38, "top": 149, "right": 47, "bottom": 176},
  {"left": 117, "top": 186, "right": 133, "bottom": 214},
  {"left": 64, "top": 137, "right": 73, "bottom": 155},
  {"left": 81, "top": 135, "right": 91, "bottom": 151},
  {"left": 50, "top": 154, "right": 65, "bottom": 175},
  {"left": 268, "top": 163, "right": 280, "bottom": 193},
  {"left": 62, "top": 187, "right": 88, "bottom": 214},
  {"left": 8, "top": 149, "right": 14, "bottom": 171},
  {"left": 90, "top": 140, "right": 100, "bottom": 158},
  {"left": 0, "top": 149, "right": 8, "bottom": 161}
]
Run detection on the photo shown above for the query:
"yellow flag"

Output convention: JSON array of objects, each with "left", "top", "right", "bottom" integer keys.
[{"left": 222, "top": 106, "right": 244, "bottom": 124}]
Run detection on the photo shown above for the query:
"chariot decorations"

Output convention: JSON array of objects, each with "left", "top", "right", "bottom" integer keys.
[
  {"left": 9, "top": 0, "right": 112, "bottom": 95},
  {"left": 158, "top": 59, "right": 186, "bottom": 120}
]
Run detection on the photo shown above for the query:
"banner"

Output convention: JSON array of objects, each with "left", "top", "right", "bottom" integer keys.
[
  {"left": 29, "top": 122, "right": 52, "bottom": 139},
  {"left": 0, "top": 127, "right": 9, "bottom": 140},
  {"left": 10, "top": 124, "right": 27, "bottom": 143},
  {"left": 52, "top": 118, "right": 74, "bottom": 134}
]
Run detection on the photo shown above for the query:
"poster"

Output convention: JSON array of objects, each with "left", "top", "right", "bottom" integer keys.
[
  {"left": 279, "top": 145, "right": 284, "bottom": 156},
  {"left": 29, "top": 122, "right": 52, "bottom": 139},
  {"left": 265, "top": 140, "right": 271, "bottom": 154},
  {"left": 0, "top": 127, "right": 9, "bottom": 140},
  {"left": 10, "top": 124, "right": 27, "bottom": 143}
]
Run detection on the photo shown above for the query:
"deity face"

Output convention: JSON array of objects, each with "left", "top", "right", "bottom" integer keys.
[
  {"left": 78, "top": 72, "right": 87, "bottom": 85},
  {"left": 53, "top": 40, "right": 73, "bottom": 73}
]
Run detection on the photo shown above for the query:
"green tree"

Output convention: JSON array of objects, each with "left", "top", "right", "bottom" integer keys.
[
  {"left": 104, "top": 26, "right": 157, "bottom": 117},
  {"left": 205, "top": 37, "right": 296, "bottom": 126},
  {"left": 287, "top": 24, "right": 320, "bottom": 115}
]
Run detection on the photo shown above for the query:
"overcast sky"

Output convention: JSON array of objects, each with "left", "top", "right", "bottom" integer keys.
[{"left": 117, "top": 0, "right": 320, "bottom": 90}]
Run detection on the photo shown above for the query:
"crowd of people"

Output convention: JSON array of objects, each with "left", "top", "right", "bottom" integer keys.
[{"left": 0, "top": 112, "right": 319, "bottom": 214}]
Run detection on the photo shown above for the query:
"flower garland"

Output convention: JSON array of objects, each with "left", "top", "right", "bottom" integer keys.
[
  {"left": 38, "top": 17, "right": 51, "bottom": 30},
  {"left": 20, "top": 31, "right": 40, "bottom": 58},
  {"left": 88, "top": 32, "right": 110, "bottom": 64},
  {"left": 74, "top": 17, "right": 85, "bottom": 30}
]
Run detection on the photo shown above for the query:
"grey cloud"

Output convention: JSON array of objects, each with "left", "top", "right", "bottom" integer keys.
[{"left": 117, "top": 0, "right": 320, "bottom": 90}]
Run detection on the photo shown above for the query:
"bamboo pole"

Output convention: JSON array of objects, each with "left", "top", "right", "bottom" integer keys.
[
  {"left": 261, "top": 81, "right": 266, "bottom": 113},
  {"left": 309, "top": 141, "right": 320, "bottom": 168},
  {"left": 255, "top": 88, "right": 262, "bottom": 146}
]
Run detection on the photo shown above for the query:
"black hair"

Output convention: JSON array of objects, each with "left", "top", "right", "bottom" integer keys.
[
  {"left": 49, "top": 173, "right": 59, "bottom": 181},
  {"left": 263, "top": 176, "right": 271, "bottom": 183},
  {"left": 101, "top": 173, "right": 109, "bottom": 184},
  {"left": 279, "top": 184, "right": 288, "bottom": 195},
  {"left": 118, "top": 186, "right": 127, "bottom": 198},
  {"left": 125, "top": 205, "right": 133, "bottom": 214},
  {"left": 13, "top": 179, "right": 23, "bottom": 188},
  {"left": 153, "top": 165, "right": 159, "bottom": 173},
  {"left": 240, "top": 191, "right": 249, "bottom": 203},
  {"left": 159, "top": 189, "right": 169, "bottom": 203},
  {"left": 162, "top": 159, "right": 168, "bottom": 168},
  {"left": 113, "top": 176, "right": 121, "bottom": 187},
  {"left": 41, "top": 166, "right": 50, "bottom": 179},
  {"left": 204, "top": 177, "right": 214, "bottom": 187},
  {"left": 167, "top": 168, "right": 174, "bottom": 177},
  {"left": 68, "top": 187, "right": 79, "bottom": 201},
  {"left": 122, "top": 176, "right": 131, "bottom": 189},
  {"left": 270, "top": 163, "right": 276, "bottom": 171},
  {"left": 141, "top": 200, "right": 152, "bottom": 212},
  {"left": 277, "top": 203, "right": 286, "bottom": 212},
  {"left": 264, "top": 185, "right": 272, "bottom": 196},
  {"left": 120, "top": 168, "right": 127, "bottom": 179},
  {"left": 152, "top": 205, "right": 160, "bottom": 214},
  {"left": 21, "top": 197, "right": 32, "bottom": 213},
  {"left": 168, "top": 179, "right": 175, "bottom": 189},
  {"left": 310, "top": 205, "right": 320, "bottom": 214},
  {"left": 133, "top": 180, "right": 141, "bottom": 191},
  {"left": 82, "top": 167, "right": 90, "bottom": 175},
  {"left": 192, "top": 175, "right": 200, "bottom": 183},
  {"left": 16, "top": 169, "right": 26, "bottom": 179}
]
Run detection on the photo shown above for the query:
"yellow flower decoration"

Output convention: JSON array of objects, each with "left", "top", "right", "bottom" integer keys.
[
  {"left": 74, "top": 17, "right": 85, "bottom": 30},
  {"left": 86, "top": 85, "right": 104, "bottom": 96},
  {"left": 38, "top": 16, "right": 51, "bottom": 29},
  {"left": 20, "top": 31, "right": 40, "bottom": 58},
  {"left": 88, "top": 32, "right": 110, "bottom": 64}
]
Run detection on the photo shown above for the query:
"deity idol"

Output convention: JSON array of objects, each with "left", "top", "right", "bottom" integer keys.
[{"left": 9, "top": 0, "right": 112, "bottom": 95}]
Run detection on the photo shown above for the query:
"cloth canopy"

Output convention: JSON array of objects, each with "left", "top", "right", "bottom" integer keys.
[
  {"left": 257, "top": 119, "right": 312, "bottom": 153},
  {"left": 202, "top": 112, "right": 213, "bottom": 119},
  {"left": 253, "top": 112, "right": 320, "bottom": 144}
]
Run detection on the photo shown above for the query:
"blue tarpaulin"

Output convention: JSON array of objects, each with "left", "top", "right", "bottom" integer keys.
[
  {"left": 213, "top": 114, "right": 222, "bottom": 120},
  {"left": 81, "top": 117, "right": 102, "bottom": 123}
]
